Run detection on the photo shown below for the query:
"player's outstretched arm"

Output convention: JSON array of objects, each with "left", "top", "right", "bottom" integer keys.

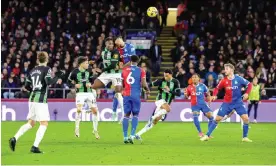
[
  {"left": 170, "top": 80, "right": 181, "bottom": 97},
  {"left": 206, "top": 91, "right": 212, "bottom": 104},
  {"left": 212, "top": 79, "right": 224, "bottom": 101},
  {"left": 238, "top": 76, "right": 253, "bottom": 101},
  {"left": 243, "top": 83, "right": 253, "bottom": 100},
  {"left": 151, "top": 79, "right": 162, "bottom": 88},
  {"left": 140, "top": 68, "right": 150, "bottom": 94},
  {"left": 142, "top": 78, "right": 150, "bottom": 94},
  {"left": 67, "top": 70, "right": 79, "bottom": 88},
  {"left": 45, "top": 68, "right": 64, "bottom": 85},
  {"left": 24, "top": 74, "right": 32, "bottom": 91},
  {"left": 184, "top": 88, "right": 189, "bottom": 99}
]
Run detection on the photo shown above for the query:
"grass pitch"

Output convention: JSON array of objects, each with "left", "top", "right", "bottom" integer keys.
[{"left": 1, "top": 121, "right": 276, "bottom": 165}]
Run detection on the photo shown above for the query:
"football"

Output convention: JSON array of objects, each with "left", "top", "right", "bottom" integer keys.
[{"left": 147, "top": 7, "right": 158, "bottom": 17}]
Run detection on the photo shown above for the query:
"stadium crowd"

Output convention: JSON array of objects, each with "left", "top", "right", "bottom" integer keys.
[
  {"left": 172, "top": 0, "right": 276, "bottom": 99},
  {"left": 1, "top": 0, "right": 276, "bottom": 99},
  {"left": 1, "top": 0, "right": 159, "bottom": 98}
]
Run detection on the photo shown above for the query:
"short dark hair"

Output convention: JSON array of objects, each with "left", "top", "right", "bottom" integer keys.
[
  {"left": 131, "top": 55, "right": 139, "bottom": 63},
  {"left": 164, "top": 69, "right": 172, "bottom": 75},
  {"left": 37, "top": 52, "right": 48, "bottom": 63},
  {"left": 105, "top": 37, "right": 114, "bottom": 43},
  {"left": 78, "top": 56, "right": 88, "bottom": 65}
]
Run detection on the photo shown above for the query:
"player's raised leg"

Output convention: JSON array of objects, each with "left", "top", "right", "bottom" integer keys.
[
  {"left": 91, "top": 78, "right": 106, "bottom": 89},
  {"left": 136, "top": 101, "right": 170, "bottom": 138}
]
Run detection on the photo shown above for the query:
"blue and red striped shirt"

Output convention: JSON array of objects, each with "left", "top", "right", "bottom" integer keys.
[
  {"left": 117, "top": 43, "right": 136, "bottom": 64},
  {"left": 213, "top": 75, "right": 252, "bottom": 103},
  {"left": 122, "top": 65, "right": 145, "bottom": 97},
  {"left": 187, "top": 83, "right": 209, "bottom": 106}
]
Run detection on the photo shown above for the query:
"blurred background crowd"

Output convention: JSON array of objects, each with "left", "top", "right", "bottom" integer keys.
[
  {"left": 1, "top": 0, "right": 159, "bottom": 99},
  {"left": 171, "top": 0, "right": 276, "bottom": 99},
  {"left": 1, "top": 0, "right": 276, "bottom": 100}
]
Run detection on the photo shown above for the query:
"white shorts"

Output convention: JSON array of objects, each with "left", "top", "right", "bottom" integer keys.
[
  {"left": 27, "top": 102, "right": 50, "bottom": 121},
  {"left": 155, "top": 99, "right": 167, "bottom": 109},
  {"left": 98, "top": 72, "right": 122, "bottom": 86},
  {"left": 76, "top": 92, "right": 97, "bottom": 108}
]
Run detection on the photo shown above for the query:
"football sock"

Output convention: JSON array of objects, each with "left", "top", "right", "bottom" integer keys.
[
  {"left": 75, "top": 112, "right": 81, "bottom": 130},
  {"left": 243, "top": 123, "right": 249, "bottom": 138},
  {"left": 206, "top": 120, "right": 218, "bottom": 137},
  {"left": 193, "top": 115, "right": 202, "bottom": 133},
  {"left": 116, "top": 93, "right": 124, "bottom": 121},
  {"left": 131, "top": 116, "right": 138, "bottom": 136},
  {"left": 14, "top": 123, "right": 32, "bottom": 141},
  {"left": 208, "top": 116, "right": 214, "bottom": 130},
  {"left": 33, "top": 125, "right": 47, "bottom": 147},
  {"left": 112, "top": 98, "right": 118, "bottom": 113},
  {"left": 137, "top": 123, "right": 155, "bottom": 136},
  {"left": 123, "top": 117, "right": 129, "bottom": 138},
  {"left": 92, "top": 112, "right": 98, "bottom": 132}
]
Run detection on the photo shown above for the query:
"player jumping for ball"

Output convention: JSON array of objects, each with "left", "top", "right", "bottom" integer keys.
[
  {"left": 68, "top": 57, "right": 99, "bottom": 139},
  {"left": 184, "top": 73, "right": 214, "bottom": 137},
  {"left": 200, "top": 63, "right": 253, "bottom": 142},
  {"left": 90, "top": 37, "right": 124, "bottom": 123},
  {"left": 9, "top": 52, "right": 63, "bottom": 153},
  {"left": 111, "top": 37, "right": 136, "bottom": 122},
  {"left": 135, "top": 69, "right": 181, "bottom": 141}
]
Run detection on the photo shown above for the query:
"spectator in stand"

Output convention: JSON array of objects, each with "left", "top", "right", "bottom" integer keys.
[
  {"left": 174, "top": 67, "right": 187, "bottom": 88},
  {"left": 205, "top": 74, "right": 216, "bottom": 91},
  {"left": 157, "top": 1, "right": 168, "bottom": 29},
  {"left": 177, "top": 0, "right": 188, "bottom": 20},
  {"left": 149, "top": 39, "right": 162, "bottom": 77},
  {"left": 198, "top": 62, "right": 207, "bottom": 80},
  {"left": 12, "top": 63, "right": 20, "bottom": 76},
  {"left": 3, "top": 77, "right": 17, "bottom": 99},
  {"left": 205, "top": 65, "right": 218, "bottom": 81}
]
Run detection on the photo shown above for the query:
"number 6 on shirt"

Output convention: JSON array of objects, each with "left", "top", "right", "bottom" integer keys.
[{"left": 126, "top": 72, "right": 135, "bottom": 85}]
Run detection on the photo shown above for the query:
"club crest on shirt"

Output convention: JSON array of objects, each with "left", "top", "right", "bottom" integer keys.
[
  {"left": 113, "top": 53, "right": 119, "bottom": 59},
  {"left": 235, "top": 80, "right": 238, "bottom": 84}
]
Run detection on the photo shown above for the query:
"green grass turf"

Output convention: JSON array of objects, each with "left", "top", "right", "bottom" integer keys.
[{"left": 1, "top": 121, "right": 276, "bottom": 165}]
